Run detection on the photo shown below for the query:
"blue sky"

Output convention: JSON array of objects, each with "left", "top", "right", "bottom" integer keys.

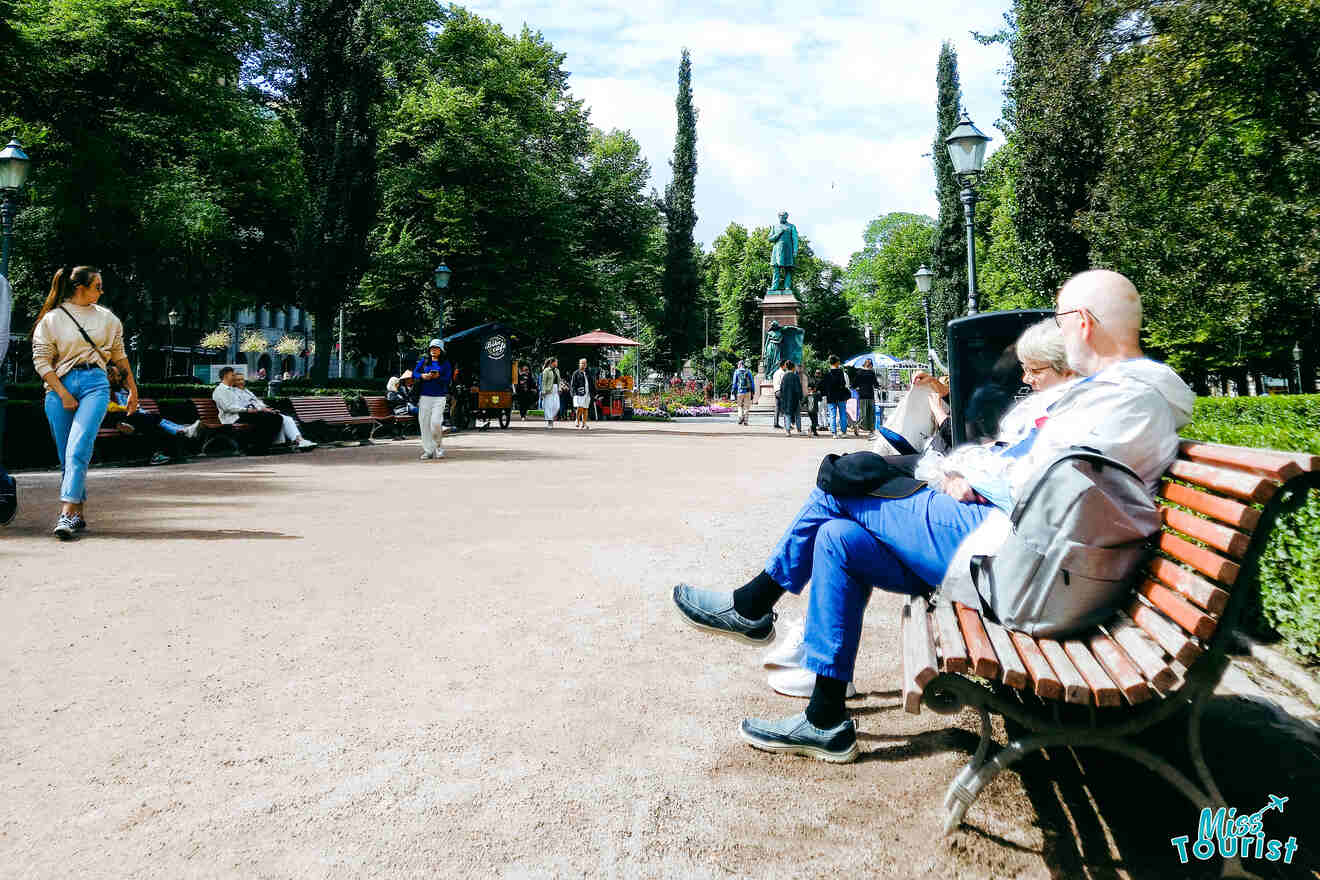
[{"left": 468, "top": 0, "right": 1013, "bottom": 264}]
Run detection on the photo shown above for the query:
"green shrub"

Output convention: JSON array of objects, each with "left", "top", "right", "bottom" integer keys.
[{"left": 1185, "top": 394, "right": 1320, "bottom": 665}]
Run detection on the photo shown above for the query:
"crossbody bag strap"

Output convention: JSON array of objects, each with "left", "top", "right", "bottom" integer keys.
[{"left": 58, "top": 305, "right": 111, "bottom": 365}]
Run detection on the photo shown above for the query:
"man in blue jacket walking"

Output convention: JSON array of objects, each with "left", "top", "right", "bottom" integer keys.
[{"left": 730, "top": 360, "right": 755, "bottom": 425}]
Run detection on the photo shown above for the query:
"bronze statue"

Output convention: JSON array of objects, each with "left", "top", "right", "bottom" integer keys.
[{"left": 768, "top": 211, "right": 800, "bottom": 291}]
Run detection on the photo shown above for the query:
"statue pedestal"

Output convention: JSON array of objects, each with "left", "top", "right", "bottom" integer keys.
[{"left": 756, "top": 289, "right": 801, "bottom": 404}]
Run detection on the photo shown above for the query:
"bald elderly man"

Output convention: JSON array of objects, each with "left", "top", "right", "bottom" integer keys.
[{"left": 673, "top": 269, "right": 1194, "bottom": 763}]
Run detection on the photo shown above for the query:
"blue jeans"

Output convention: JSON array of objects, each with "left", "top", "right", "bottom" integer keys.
[
  {"left": 765, "top": 487, "right": 992, "bottom": 681},
  {"left": 44, "top": 368, "right": 111, "bottom": 503},
  {"left": 828, "top": 402, "right": 847, "bottom": 434}
]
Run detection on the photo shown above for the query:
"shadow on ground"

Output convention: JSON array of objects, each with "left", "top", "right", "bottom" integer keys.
[{"left": 940, "top": 695, "right": 1320, "bottom": 879}]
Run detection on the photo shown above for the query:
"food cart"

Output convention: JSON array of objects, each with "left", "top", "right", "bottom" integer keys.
[
  {"left": 441, "top": 322, "right": 527, "bottom": 430},
  {"left": 554, "top": 330, "right": 641, "bottom": 421}
]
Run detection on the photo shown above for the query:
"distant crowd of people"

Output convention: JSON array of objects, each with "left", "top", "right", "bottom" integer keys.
[{"left": 731, "top": 356, "right": 885, "bottom": 439}]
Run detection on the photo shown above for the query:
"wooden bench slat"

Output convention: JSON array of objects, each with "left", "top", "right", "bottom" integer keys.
[
  {"left": 1064, "top": 639, "right": 1124, "bottom": 707},
  {"left": 982, "top": 619, "right": 1028, "bottom": 690},
  {"left": 1086, "top": 633, "right": 1152, "bottom": 704},
  {"left": 1128, "top": 600, "right": 1203, "bottom": 666},
  {"left": 1147, "top": 558, "right": 1229, "bottom": 615},
  {"left": 1137, "top": 579, "right": 1219, "bottom": 640},
  {"left": 953, "top": 603, "right": 1001, "bottom": 680},
  {"left": 1009, "top": 631, "right": 1063, "bottom": 701},
  {"left": 902, "top": 598, "right": 937, "bottom": 715},
  {"left": 1156, "top": 532, "right": 1241, "bottom": 585},
  {"left": 1166, "top": 459, "right": 1277, "bottom": 504},
  {"left": 191, "top": 399, "right": 253, "bottom": 431},
  {"left": 1160, "top": 481, "right": 1261, "bottom": 531},
  {"left": 932, "top": 602, "right": 969, "bottom": 674},
  {"left": 1038, "top": 639, "right": 1091, "bottom": 705},
  {"left": 1179, "top": 441, "right": 1306, "bottom": 481},
  {"left": 1107, "top": 614, "right": 1178, "bottom": 691},
  {"left": 1161, "top": 507, "right": 1250, "bottom": 558}
]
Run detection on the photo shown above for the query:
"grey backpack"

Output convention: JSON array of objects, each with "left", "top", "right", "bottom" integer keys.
[{"left": 939, "top": 448, "right": 1161, "bottom": 637}]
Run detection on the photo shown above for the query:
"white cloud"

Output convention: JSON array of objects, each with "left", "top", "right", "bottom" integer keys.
[{"left": 469, "top": 0, "right": 1012, "bottom": 263}]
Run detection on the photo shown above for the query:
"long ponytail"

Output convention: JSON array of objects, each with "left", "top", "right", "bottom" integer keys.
[{"left": 33, "top": 265, "right": 99, "bottom": 331}]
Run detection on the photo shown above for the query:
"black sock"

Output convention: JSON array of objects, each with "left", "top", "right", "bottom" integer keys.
[
  {"left": 732, "top": 571, "right": 784, "bottom": 619},
  {"left": 805, "top": 675, "right": 848, "bottom": 729}
]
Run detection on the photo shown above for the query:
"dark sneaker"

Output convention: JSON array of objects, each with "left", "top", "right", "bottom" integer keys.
[
  {"left": 150, "top": 452, "right": 171, "bottom": 465},
  {"left": 673, "top": 584, "right": 776, "bottom": 645},
  {"left": 739, "top": 712, "right": 859, "bottom": 763},
  {"left": 0, "top": 475, "right": 16, "bottom": 526},
  {"left": 53, "top": 514, "right": 78, "bottom": 540},
  {"left": 71, "top": 515, "right": 88, "bottom": 533}
]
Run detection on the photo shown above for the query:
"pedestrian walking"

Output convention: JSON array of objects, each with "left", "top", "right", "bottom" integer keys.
[
  {"left": 516, "top": 363, "right": 537, "bottom": 420},
  {"left": 770, "top": 360, "right": 787, "bottom": 429},
  {"left": 541, "top": 357, "right": 562, "bottom": 428},
  {"left": 730, "top": 360, "right": 755, "bottom": 425},
  {"left": 414, "top": 339, "right": 453, "bottom": 460},
  {"left": 852, "top": 358, "right": 880, "bottom": 438},
  {"left": 30, "top": 266, "right": 135, "bottom": 539},
  {"left": 806, "top": 371, "right": 822, "bottom": 436},
  {"left": 778, "top": 361, "right": 804, "bottom": 435},
  {"left": 570, "top": 358, "right": 592, "bottom": 429},
  {"left": 822, "top": 355, "right": 851, "bottom": 439}
]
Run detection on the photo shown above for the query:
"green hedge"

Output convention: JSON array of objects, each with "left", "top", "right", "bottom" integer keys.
[
  {"left": 1183, "top": 395, "right": 1320, "bottom": 665},
  {"left": 3, "top": 381, "right": 380, "bottom": 402}
]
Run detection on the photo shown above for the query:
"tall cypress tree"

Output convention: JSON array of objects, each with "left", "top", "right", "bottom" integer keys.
[
  {"left": 659, "top": 49, "right": 700, "bottom": 373},
  {"left": 929, "top": 40, "right": 966, "bottom": 350}
]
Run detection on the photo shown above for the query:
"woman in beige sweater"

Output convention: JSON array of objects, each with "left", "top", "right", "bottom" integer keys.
[{"left": 30, "top": 265, "right": 138, "bottom": 539}]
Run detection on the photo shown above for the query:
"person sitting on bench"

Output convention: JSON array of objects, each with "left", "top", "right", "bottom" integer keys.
[
  {"left": 212, "top": 367, "right": 315, "bottom": 451},
  {"left": 106, "top": 364, "right": 201, "bottom": 464},
  {"left": 672, "top": 269, "right": 1194, "bottom": 763}
]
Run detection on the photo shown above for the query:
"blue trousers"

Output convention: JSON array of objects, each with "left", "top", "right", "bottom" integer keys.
[
  {"left": 828, "top": 402, "right": 848, "bottom": 434},
  {"left": 765, "top": 487, "right": 992, "bottom": 681},
  {"left": 44, "top": 368, "right": 110, "bottom": 503}
]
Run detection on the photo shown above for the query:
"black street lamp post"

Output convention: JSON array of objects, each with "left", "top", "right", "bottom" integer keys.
[
  {"left": 914, "top": 264, "right": 934, "bottom": 358},
  {"left": 0, "top": 138, "right": 31, "bottom": 277},
  {"left": 1293, "top": 342, "right": 1304, "bottom": 394},
  {"left": 944, "top": 110, "right": 991, "bottom": 316},
  {"left": 433, "top": 262, "right": 451, "bottom": 335},
  {"left": 166, "top": 309, "right": 180, "bottom": 377}
]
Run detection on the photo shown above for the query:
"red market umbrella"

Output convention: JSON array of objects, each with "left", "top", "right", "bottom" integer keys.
[{"left": 554, "top": 330, "right": 640, "bottom": 347}]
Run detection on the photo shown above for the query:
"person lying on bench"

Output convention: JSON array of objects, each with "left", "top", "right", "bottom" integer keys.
[
  {"left": 672, "top": 270, "right": 1194, "bottom": 763},
  {"left": 106, "top": 364, "right": 201, "bottom": 463}
]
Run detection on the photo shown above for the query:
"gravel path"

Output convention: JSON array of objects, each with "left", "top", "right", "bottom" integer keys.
[{"left": 2, "top": 420, "right": 1316, "bottom": 878}]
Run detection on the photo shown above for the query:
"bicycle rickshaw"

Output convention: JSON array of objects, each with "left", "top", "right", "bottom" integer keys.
[{"left": 441, "top": 322, "right": 526, "bottom": 430}]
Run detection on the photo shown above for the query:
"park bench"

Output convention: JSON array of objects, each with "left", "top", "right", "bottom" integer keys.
[
  {"left": 190, "top": 397, "right": 255, "bottom": 456},
  {"left": 288, "top": 395, "right": 375, "bottom": 445},
  {"left": 363, "top": 395, "right": 416, "bottom": 440},
  {"left": 901, "top": 440, "right": 1319, "bottom": 854}
]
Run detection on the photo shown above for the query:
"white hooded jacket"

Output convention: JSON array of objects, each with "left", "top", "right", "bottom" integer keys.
[{"left": 942, "top": 358, "right": 1195, "bottom": 582}]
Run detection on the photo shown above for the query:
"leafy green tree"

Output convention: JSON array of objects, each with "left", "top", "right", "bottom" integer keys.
[
  {"left": 844, "top": 212, "right": 937, "bottom": 358},
  {"left": 710, "top": 223, "right": 753, "bottom": 355},
  {"left": 974, "top": 141, "right": 1038, "bottom": 311},
  {"left": 795, "top": 244, "right": 862, "bottom": 362},
  {"left": 929, "top": 41, "right": 968, "bottom": 330},
  {"left": 658, "top": 49, "right": 701, "bottom": 373}
]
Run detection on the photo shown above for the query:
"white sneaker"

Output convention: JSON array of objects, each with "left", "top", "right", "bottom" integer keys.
[
  {"left": 762, "top": 619, "right": 806, "bottom": 669},
  {"left": 768, "top": 666, "right": 859, "bottom": 699},
  {"left": 434, "top": 449, "right": 445, "bottom": 458},
  {"left": 420, "top": 451, "right": 434, "bottom": 460},
  {"left": 182, "top": 420, "right": 202, "bottom": 439},
  {"left": 296, "top": 436, "right": 317, "bottom": 449}
]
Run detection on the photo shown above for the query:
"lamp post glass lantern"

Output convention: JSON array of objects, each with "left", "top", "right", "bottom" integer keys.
[
  {"left": 1293, "top": 342, "right": 1304, "bottom": 393},
  {"left": 944, "top": 111, "right": 990, "bottom": 316}
]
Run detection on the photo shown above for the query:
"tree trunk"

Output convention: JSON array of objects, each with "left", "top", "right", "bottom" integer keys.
[{"left": 311, "top": 310, "right": 334, "bottom": 382}]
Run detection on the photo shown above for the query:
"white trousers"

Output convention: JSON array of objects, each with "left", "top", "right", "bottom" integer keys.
[
  {"left": 419, "top": 395, "right": 447, "bottom": 454},
  {"left": 277, "top": 414, "right": 300, "bottom": 445}
]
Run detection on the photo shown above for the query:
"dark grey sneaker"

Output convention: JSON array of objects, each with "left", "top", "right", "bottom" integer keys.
[
  {"left": 71, "top": 515, "right": 88, "bottom": 533},
  {"left": 739, "top": 712, "right": 859, "bottom": 763},
  {"left": 53, "top": 513, "right": 78, "bottom": 540},
  {"left": 672, "top": 584, "right": 776, "bottom": 645}
]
